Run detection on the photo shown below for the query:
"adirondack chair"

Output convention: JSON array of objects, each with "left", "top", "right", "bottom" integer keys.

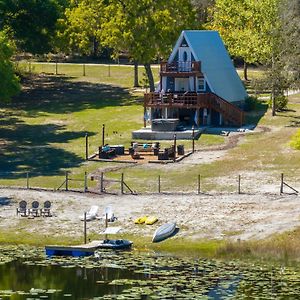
[
  {"left": 40, "top": 200, "right": 52, "bottom": 217},
  {"left": 16, "top": 200, "right": 28, "bottom": 217},
  {"left": 28, "top": 201, "right": 40, "bottom": 217},
  {"left": 81, "top": 205, "right": 99, "bottom": 221}
]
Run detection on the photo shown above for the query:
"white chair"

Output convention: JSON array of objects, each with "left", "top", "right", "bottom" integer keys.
[{"left": 81, "top": 205, "right": 99, "bottom": 221}]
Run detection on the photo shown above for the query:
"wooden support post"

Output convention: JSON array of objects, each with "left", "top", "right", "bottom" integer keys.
[
  {"left": 105, "top": 213, "right": 108, "bottom": 240},
  {"left": 83, "top": 64, "right": 86, "bottom": 76},
  {"left": 238, "top": 175, "right": 241, "bottom": 194},
  {"left": 192, "top": 126, "right": 195, "bottom": 153},
  {"left": 100, "top": 172, "right": 104, "bottom": 193},
  {"left": 85, "top": 133, "right": 88, "bottom": 160},
  {"left": 280, "top": 173, "right": 284, "bottom": 194},
  {"left": 55, "top": 61, "right": 58, "bottom": 75},
  {"left": 143, "top": 106, "right": 146, "bottom": 128},
  {"left": 158, "top": 175, "right": 161, "bottom": 193},
  {"left": 102, "top": 124, "right": 105, "bottom": 146},
  {"left": 84, "top": 171, "right": 88, "bottom": 192},
  {"left": 108, "top": 64, "right": 111, "bottom": 77},
  {"left": 173, "top": 134, "right": 177, "bottom": 162},
  {"left": 84, "top": 212, "right": 87, "bottom": 244},
  {"left": 121, "top": 173, "right": 124, "bottom": 194},
  {"left": 197, "top": 174, "right": 200, "bottom": 194},
  {"left": 26, "top": 172, "right": 29, "bottom": 189},
  {"left": 65, "top": 171, "right": 69, "bottom": 191}
]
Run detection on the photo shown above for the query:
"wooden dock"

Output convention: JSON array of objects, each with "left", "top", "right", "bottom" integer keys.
[{"left": 45, "top": 240, "right": 103, "bottom": 257}]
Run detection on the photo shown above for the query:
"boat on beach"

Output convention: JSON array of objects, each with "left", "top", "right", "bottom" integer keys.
[{"left": 152, "top": 222, "right": 177, "bottom": 243}]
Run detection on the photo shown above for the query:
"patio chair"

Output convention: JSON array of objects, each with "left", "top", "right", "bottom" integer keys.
[
  {"left": 28, "top": 201, "right": 40, "bottom": 217},
  {"left": 16, "top": 200, "right": 28, "bottom": 217},
  {"left": 102, "top": 205, "right": 117, "bottom": 222},
  {"left": 81, "top": 205, "right": 99, "bottom": 221},
  {"left": 41, "top": 200, "right": 52, "bottom": 217}
]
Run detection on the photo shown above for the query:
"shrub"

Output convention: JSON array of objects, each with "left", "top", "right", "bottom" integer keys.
[
  {"left": 244, "top": 96, "right": 259, "bottom": 111},
  {"left": 290, "top": 129, "right": 300, "bottom": 150},
  {"left": 268, "top": 95, "right": 288, "bottom": 111}
]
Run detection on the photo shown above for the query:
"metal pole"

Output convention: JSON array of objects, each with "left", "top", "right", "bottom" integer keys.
[
  {"left": 65, "top": 171, "right": 68, "bottom": 191},
  {"left": 83, "top": 63, "right": 86, "bottom": 76},
  {"left": 26, "top": 172, "right": 29, "bottom": 189},
  {"left": 238, "top": 175, "right": 241, "bottom": 194},
  {"left": 100, "top": 172, "right": 104, "bottom": 193},
  {"left": 102, "top": 124, "right": 105, "bottom": 146},
  {"left": 158, "top": 175, "right": 161, "bottom": 193},
  {"left": 192, "top": 126, "right": 195, "bottom": 153},
  {"left": 121, "top": 173, "right": 124, "bottom": 194},
  {"left": 173, "top": 134, "right": 177, "bottom": 162},
  {"left": 280, "top": 173, "right": 284, "bottom": 194},
  {"left": 84, "top": 171, "right": 87, "bottom": 192},
  {"left": 85, "top": 133, "right": 88, "bottom": 160},
  {"left": 197, "top": 174, "right": 200, "bottom": 194},
  {"left": 84, "top": 212, "right": 87, "bottom": 244}
]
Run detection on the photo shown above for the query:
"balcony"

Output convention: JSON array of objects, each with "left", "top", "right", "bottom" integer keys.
[
  {"left": 144, "top": 92, "right": 244, "bottom": 126},
  {"left": 160, "top": 61, "right": 202, "bottom": 76}
]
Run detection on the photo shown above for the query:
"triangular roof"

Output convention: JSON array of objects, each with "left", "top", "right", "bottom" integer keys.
[{"left": 168, "top": 30, "right": 248, "bottom": 102}]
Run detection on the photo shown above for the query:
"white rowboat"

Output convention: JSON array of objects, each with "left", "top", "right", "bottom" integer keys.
[{"left": 152, "top": 222, "right": 176, "bottom": 243}]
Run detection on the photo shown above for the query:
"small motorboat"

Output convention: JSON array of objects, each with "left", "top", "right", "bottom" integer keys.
[
  {"left": 99, "top": 239, "right": 133, "bottom": 250},
  {"left": 152, "top": 222, "right": 176, "bottom": 243}
]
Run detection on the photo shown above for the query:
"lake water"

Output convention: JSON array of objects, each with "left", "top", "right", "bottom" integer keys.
[{"left": 0, "top": 246, "right": 300, "bottom": 299}]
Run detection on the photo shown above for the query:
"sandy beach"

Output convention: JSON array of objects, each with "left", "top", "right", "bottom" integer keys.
[{"left": 1, "top": 187, "right": 300, "bottom": 242}]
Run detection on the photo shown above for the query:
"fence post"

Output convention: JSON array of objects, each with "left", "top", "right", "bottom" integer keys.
[
  {"left": 173, "top": 134, "right": 177, "bottom": 162},
  {"left": 192, "top": 126, "right": 195, "bottom": 153},
  {"left": 84, "top": 212, "right": 87, "bottom": 244},
  {"left": 26, "top": 172, "right": 30, "bottom": 189},
  {"left": 197, "top": 174, "right": 200, "bottom": 194},
  {"left": 280, "top": 173, "right": 284, "bottom": 194},
  {"left": 100, "top": 172, "right": 104, "bottom": 193},
  {"left": 158, "top": 175, "right": 161, "bottom": 193},
  {"left": 238, "top": 175, "right": 241, "bottom": 194},
  {"left": 108, "top": 64, "right": 111, "bottom": 77},
  {"left": 65, "top": 171, "right": 69, "bottom": 191},
  {"left": 84, "top": 171, "right": 88, "bottom": 192},
  {"left": 121, "top": 173, "right": 124, "bottom": 194},
  {"left": 83, "top": 64, "right": 86, "bottom": 76},
  {"left": 85, "top": 133, "right": 89, "bottom": 160}
]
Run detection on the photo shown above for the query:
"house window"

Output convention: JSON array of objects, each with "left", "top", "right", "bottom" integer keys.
[
  {"left": 183, "top": 51, "right": 188, "bottom": 62},
  {"left": 197, "top": 78, "right": 205, "bottom": 91}
]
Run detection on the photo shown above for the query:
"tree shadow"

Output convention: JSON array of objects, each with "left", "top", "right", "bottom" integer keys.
[
  {"left": 0, "top": 197, "right": 12, "bottom": 206},
  {"left": 0, "top": 113, "right": 95, "bottom": 178},
  {"left": 244, "top": 100, "right": 268, "bottom": 126},
  {"left": 7, "top": 75, "right": 139, "bottom": 116}
]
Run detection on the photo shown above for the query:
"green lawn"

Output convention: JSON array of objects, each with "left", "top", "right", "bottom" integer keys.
[{"left": 1, "top": 63, "right": 300, "bottom": 193}]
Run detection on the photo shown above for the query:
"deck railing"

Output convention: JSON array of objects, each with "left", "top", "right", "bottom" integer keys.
[
  {"left": 160, "top": 61, "right": 201, "bottom": 73},
  {"left": 144, "top": 92, "right": 244, "bottom": 126}
]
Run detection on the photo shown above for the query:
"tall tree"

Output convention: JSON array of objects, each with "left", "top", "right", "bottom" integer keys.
[
  {"left": 0, "top": 0, "right": 62, "bottom": 54},
  {"left": 0, "top": 31, "right": 20, "bottom": 102},
  {"left": 101, "top": 0, "right": 196, "bottom": 91},
  {"left": 58, "top": 0, "right": 105, "bottom": 56}
]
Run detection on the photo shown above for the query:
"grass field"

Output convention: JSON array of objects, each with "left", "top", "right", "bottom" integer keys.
[{"left": 1, "top": 63, "right": 300, "bottom": 193}]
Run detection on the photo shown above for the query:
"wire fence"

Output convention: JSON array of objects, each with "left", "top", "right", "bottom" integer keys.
[{"left": 0, "top": 171, "right": 299, "bottom": 196}]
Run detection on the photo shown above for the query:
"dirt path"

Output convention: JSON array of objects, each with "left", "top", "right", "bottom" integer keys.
[{"left": 1, "top": 188, "right": 300, "bottom": 242}]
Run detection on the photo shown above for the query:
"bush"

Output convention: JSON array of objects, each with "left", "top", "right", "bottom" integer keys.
[
  {"left": 268, "top": 95, "right": 288, "bottom": 111},
  {"left": 244, "top": 96, "right": 259, "bottom": 111},
  {"left": 290, "top": 129, "right": 300, "bottom": 150}
]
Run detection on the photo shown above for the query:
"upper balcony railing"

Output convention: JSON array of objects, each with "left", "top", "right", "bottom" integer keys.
[{"left": 160, "top": 61, "right": 201, "bottom": 73}]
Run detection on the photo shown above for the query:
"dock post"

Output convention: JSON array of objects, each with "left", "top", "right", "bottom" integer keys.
[
  {"left": 238, "top": 175, "right": 241, "bottom": 194},
  {"left": 280, "top": 173, "right": 284, "bottom": 194},
  {"left": 197, "top": 174, "right": 200, "bottom": 194},
  {"left": 26, "top": 172, "right": 29, "bottom": 189},
  {"left": 84, "top": 212, "right": 87, "bottom": 244},
  {"left": 100, "top": 172, "right": 104, "bottom": 193},
  {"left": 121, "top": 173, "right": 124, "bottom": 194},
  {"left": 105, "top": 213, "right": 108, "bottom": 240},
  {"left": 84, "top": 171, "right": 88, "bottom": 192},
  {"left": 85, "top": 133, "right": 88, "bottom": 160},
  {"left": 158, "top": 175, "right": 161, "bottom": 193},
  {"left": 102, "top": 124, "right": 105, "bottom": 146}
]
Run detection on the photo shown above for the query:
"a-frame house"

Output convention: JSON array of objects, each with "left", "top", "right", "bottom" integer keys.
[{"left": 144, "top": 30, "right": 248, "bottom": 127}]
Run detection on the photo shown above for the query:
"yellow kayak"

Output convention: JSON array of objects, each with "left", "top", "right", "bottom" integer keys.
[
  {"left": 134, "top": 216, "right": 148, "bottom": 224},
  {"left": 145, "top": 216, "right": 158, "bottom": 225}
]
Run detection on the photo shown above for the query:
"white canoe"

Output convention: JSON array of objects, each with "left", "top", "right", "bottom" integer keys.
[{"left": 152, "top": 222, "right": 176, "bottom": 243}]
